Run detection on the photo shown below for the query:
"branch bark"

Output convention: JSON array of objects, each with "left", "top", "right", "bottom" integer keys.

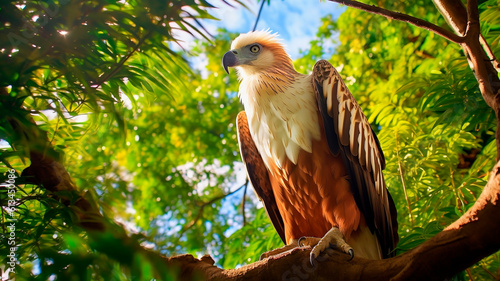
[
  {"left": 435, "top": 0, "right": 500, "bottom": 160},
  {"left": 164, "top": 160, "right": 500, "bottom": 280}
]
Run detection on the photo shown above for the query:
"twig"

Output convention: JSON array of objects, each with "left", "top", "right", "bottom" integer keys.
[
  {"left": 328, "top": 0, "right": 465, "bottom": 43},
  {"left": 395, "top": 130, "right": 413, "bottom": 225},
  {"left": 466, "top": 268, "right": 475, "bottom": 281},
  {"left": 92, "top": 30, "right": 153, "bottom": 90},
  {"left": 49, "top": 115, "right": 60, "bottom": 145},
  {"left": 1, "top": 207, "right": 5, "bottom": 233},
  {"left": 252, "top": 0, "right": 266, "bottom": 32},
  {"left": 480, "top": 35, "right": 500, "bottom": 72},
  {"left": 450, "top": 167, "right": 466, "bottom": 213},
  {"left": 241, "top": 179, "right": 249, "bottom": 226},
  {"left": 176, "top": 182, "right": 248, "bottom": 239},
  {"left": 480, "top": 263, "right": 499, "bottom": 280}
]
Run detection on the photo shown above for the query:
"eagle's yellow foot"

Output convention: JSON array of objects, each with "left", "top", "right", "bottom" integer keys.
[{"left": 300, "top": 227, "right": 354, "bottom": 265}]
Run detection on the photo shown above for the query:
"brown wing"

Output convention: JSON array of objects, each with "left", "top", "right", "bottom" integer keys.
[
  {"left": 236, "top": 111, "right": 286, "bottom": 244},
  {"left": 312, "top": 60, "right": 399, "bottom": 258}
]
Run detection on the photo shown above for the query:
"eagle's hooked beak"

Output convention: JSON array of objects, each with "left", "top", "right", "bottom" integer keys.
[{"left": 222, "top": 50, "right": 239, "bottom": 74}]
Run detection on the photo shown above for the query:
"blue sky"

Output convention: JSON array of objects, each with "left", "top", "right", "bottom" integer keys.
[
  {"left": 175, "top": 0, "right": 345, "bottom": 79},
  {"left": 193, "top": 0, "right": 345, "bottom": 59}
]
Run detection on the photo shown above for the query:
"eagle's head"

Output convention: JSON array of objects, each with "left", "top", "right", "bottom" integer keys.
[{"left": 222, "top": 30, "right": 295, "bottom": 77}]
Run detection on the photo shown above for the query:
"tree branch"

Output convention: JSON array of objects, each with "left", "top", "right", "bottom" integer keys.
[
  {"left": 92, "top": 29, "right": 154, "bottom": 90},
  {"left": 466, "top": 0, "right": 479, "bottom": 26},
  {"left": 240, "top": 179, "right": 248, "bottom": 226},
  {"left": 175, "top": 181, "right": 248, "bottom": 241},
  {"left": 13, "top": 102, "right": 500, "bottom": 280},
  {"left": 328, "top": 0, "right": 465, "bottom": 43},
  {"left": 480, "top": 35, "right": 500, "bottom": 73},
  {"left": 165, "top": 159, "right": 500, "bottom": 280}
]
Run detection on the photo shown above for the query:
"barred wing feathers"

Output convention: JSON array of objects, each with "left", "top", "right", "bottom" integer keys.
[{"left": 312, "top": 60, "right": 398, "bottom": 258}]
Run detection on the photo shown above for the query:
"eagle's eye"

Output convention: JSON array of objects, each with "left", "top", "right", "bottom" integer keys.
[{"left": 250, "top": 44, "right": 260, "bottom": 53}]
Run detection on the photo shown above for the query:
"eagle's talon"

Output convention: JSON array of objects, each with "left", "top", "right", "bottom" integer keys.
[
  {"left": 298, "top": 236, "right": 306, "bottom": 247},
  {"left": 309, "top": 252, "right": 317, "bottom": 267},
  {"left": 348, "top": 249, "right": 354, "bottom": 260},
  {"left": 308, "top": 227, "right": 355, "bottom": 264}
]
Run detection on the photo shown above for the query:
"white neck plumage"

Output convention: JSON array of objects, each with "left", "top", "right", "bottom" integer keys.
[{"left": 237, "top": 71, "right": 321, "bottom": 169}]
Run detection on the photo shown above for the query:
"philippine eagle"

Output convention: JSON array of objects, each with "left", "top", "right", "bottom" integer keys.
[{"left": 222, "top": 30, "right": 398, "bottom": 262}]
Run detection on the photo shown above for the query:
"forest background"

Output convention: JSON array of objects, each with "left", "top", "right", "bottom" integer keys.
[{"left": 1, "top": 0, "right": 499, "bottom": 280}]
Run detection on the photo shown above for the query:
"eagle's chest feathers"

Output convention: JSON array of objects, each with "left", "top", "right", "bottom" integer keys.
[{"left": 239, "top": 74, "right": 321, "bottom": 168}]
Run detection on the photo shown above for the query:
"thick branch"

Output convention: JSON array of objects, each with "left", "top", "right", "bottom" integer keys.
[
  {"left": 433, "top": 0, "right": 468, "bottom": 35},
  {"left": 14, "top": 107, "right": 500, "bottom": 279},
  {"left": 168, "top": 160, "right": 500, "bottom": 280}
]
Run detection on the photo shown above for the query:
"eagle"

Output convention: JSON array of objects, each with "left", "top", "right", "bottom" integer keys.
[{"left": 222, "top": 30, "right": 398, "bottom": 262}]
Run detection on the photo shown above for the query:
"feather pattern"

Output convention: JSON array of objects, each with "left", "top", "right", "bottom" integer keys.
[
  {"left": 312, "top": 60, "right": 398, "bottom": 258},
  {"left": 238, "top": 70, "right": 321, "bottom": 169},
  {"left": 237, "top": 111, "right": 286, "bottom": 243}
]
